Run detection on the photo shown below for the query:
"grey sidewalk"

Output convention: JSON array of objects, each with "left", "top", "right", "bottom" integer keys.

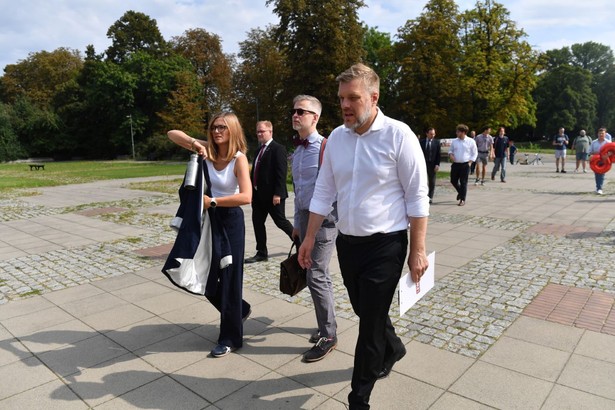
[{"left": 1, "top": 158, "right": 614, "bottom": 409}]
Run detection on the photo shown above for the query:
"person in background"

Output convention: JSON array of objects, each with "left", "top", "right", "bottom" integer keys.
[
  {"left": 246, "top": 121, "right": 294, "bottom": 263},
  {"left": 553, "top": 127, "right": 569, "bottom": 173},
  {"left": 572, "top": 129, "right": 592, "bottom": 173},
  {"left": 167, "top": 112, "right": 252, "bottom": 358},
  {"left": 290, "top": 94, "right": 339, "bottom": 362},
  {"left": 420, "top": 127, "right": 441, "bottom": 204},
  {"left": 589, "top": 128, "right": 609, "bottom": 195},
  {"left": 468, "top": 130, "right": 477, "bottom": 175},
  {"left": 491, "top": 126, "right": 509, "bottom": 183},
  {"left": 298, "top": 63, "right": 429, "bottom": 410},
  {"left": 449, "top": 124, "right": 478, "bottom": 206},
  {"left": 508, "top": 140, "right": 517, "bottom": 165},
  {"left": 474, "top": 126, "right": 493, "bottom": 185}
]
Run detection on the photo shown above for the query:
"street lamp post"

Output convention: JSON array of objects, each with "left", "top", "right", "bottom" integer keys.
[{"left": 127, "top": 115, "right": 135, "bottom": 160}]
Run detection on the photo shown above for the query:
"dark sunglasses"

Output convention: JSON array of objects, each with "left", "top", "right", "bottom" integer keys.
[{"left": 291, "top": 108, "right": 316, "bottom": 116}]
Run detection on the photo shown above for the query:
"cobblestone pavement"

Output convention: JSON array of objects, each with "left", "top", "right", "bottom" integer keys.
[{"left": 1, "top": 165, "right": 614, "bottom": 360}]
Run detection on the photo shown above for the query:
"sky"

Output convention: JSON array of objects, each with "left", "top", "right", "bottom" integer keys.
[{"left": 1, "top": 0, "right": 615, "bottom": 71}]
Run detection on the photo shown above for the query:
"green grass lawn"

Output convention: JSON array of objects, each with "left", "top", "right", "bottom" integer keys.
[{"left": 0, "top": 161, "right": 185, "bottom": 192}]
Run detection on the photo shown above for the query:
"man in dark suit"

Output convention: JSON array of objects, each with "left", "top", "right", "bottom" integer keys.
[
  {"left": 420, "top": 127, "right": 441, "bottom": 204},
  {"left": 246, "top": 120, "right": 294, "bottom": 263}
]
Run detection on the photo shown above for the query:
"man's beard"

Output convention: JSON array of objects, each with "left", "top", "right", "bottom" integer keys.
[{"left": 346, "top": 102, "right": 372, "bottom": 131}]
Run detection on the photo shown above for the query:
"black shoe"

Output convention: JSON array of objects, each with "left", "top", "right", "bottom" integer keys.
[
  {"left": 560, "top": 169, "right": 567, "bottom": 173},
  {"left": 211, "top": 344, "right": 235, "bottom": 358},
  {"left": 245, "top": 254, "right": 267, "bottom": 264},
  {"left": 377, "top": 345, "right": 407, "bottom": 379},
  {"left": 303, "top": 336, "right": 337, "bottom": 362}
]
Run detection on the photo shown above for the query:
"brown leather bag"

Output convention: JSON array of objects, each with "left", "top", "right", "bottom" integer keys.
[{"left": 279, "top": 242, "right": 306, "bottom": 296}]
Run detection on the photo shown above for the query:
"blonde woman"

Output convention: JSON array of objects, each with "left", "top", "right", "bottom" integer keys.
[{"left": 167, "top": 112, "right": 252, "bottom": 357}]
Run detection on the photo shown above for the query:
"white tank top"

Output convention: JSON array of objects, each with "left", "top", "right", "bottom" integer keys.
[{"left": 206, "top": 152, "right": 242, "bottom": 197}]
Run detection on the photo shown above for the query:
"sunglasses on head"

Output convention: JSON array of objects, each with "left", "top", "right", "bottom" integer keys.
[{"left": 291, "top": 108, "right": 316, "bottom": 116}]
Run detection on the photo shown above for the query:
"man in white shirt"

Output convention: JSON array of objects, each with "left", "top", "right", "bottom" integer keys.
[
  {"left": 298, "top": 63, "right": 429, "bottom": 410},
  {"left": 449, "top": 124, "right": 478, "bottom": 206}
]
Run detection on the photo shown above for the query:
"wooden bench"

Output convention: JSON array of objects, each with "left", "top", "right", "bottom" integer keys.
[{"left": 29, "top": 164, "right": 45, "bottom": 171}]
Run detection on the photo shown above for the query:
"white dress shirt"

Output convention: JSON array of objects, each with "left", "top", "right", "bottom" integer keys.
[
  {"left": 449, "top": 137, "right": 478, "bottom": 163},
  {"left": 309, "top": 109, "right": 429, "bottom": 236}
]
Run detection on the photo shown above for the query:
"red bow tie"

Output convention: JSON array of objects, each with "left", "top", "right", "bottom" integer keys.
[{"left": 293, "top": 137, "right": 309, "bottom": 148}]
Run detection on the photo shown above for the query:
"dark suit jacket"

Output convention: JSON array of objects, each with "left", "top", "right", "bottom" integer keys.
[
  {"left": 250, "top": 139, "right": 289, "bottom": 200},
  {"left": 420, "top": 138, "right": 441, "bottom": 166}
]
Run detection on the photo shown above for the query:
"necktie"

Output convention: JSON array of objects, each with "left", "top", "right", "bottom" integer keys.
[
  {"left": 253, "top": 144, "right": 266, "bottom": 186},
  {"left": 427, "top": 140, "right": 431, "bottom": 160},
  {"left": 293, "top": 137, "right": 309, "bottom": 148}
]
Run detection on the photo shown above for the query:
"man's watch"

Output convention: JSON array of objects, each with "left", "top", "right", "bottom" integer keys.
[{"left": 210, "top": 197, "right": 217, "bottom": 208}]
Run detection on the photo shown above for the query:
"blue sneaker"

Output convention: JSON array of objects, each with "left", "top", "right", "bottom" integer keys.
[{"left": 211, "top": 344, "right": 233, "bottom": 358}]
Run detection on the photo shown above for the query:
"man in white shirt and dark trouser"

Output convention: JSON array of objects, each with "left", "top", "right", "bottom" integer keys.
[
  {"left": 298, "top": 63, "right": 429, "bottom": 410},
  {"left": 449, "top": 124, "right": 478, "bottom": 206}
]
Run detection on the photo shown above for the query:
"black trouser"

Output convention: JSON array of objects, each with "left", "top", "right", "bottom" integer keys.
[
  {"left": 426, "top": 161, "right": 436, "bottom": 199},
  {"left": 450, "top": 162, "right": 470, "bottom": 201},
  {"left": 251, "top": 191, "right": 294, "bottom": 256},
  {"left": 205, "top": 207, "right": 251, "bottom": 348},
  {"left": 337, "top": 231, "right": 408, "bottom": 410}
]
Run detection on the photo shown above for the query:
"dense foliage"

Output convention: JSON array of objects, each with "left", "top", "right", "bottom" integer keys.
[{"left": 1, "top": 2, "right": 613, "bottom": 162}]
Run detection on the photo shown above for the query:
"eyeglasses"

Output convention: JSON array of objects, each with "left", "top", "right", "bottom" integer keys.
[
  {"left": 291, "top": 108, "right": 316, "bottom": 116},
  {"left": 211, "top": 125, "right": 228, "bottom": 133}
]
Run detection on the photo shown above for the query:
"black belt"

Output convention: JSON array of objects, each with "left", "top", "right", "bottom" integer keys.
[
  {"left": 479, "top": 151, "right": 489, "bottom": 154},
  {"left": 453, "top": 161, "right": 469, "bottom": 165},
  {"left": 338, "top": 230, "right": 405, "bottom": 244}
]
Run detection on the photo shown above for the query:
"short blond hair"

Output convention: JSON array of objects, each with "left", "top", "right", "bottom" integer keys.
[
  {"left": 256, "top": 120, "right": 273, "bottom": 132},
  {"left": 207, "top": 112, "right": 247, "bottom": 161},
  {"left": 336, "top": 63, "right": 380, "bottom": 94}
]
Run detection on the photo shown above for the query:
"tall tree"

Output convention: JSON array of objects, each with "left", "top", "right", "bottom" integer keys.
[
  {"left": 539, "top": 42, "right": 614, "bottom": 133},
  {"left": 233, "top": 26, "right": 289, "bottom": 146},
  {"left": 362, "top": 26, "right": 396, "bottom": 114},
  {"left": 595, "top": 65, "right": 615, "bottom": 128},
  {"left": 105, "top": 10, "right": 168, "bottom": 64},
  {"left": 394, "top": 0, "right": 462, "bottom": 134},
  {"left": 72, "top": 54, "right": 137, "bottom": 158},
  {"left": 0, "top": 103, "right": 26, "bottom": 161},
  {"left": 570, "top": 42, "right": 614, "bottom": 75},
  {"left": 534, "top": 65, "right": 596, "bottom": 137},
  {"left": 267, "top": 0, "right": 366, "bottom": 135},
  {"left": 459, "top": 0, "right": 541, "bottom": 129},
  {"left": 170, "top": 28, "right": 233, "bottom": 122},
  {"left": 156, "top": 70, "right": 204, "bottom": 137},
  {"left": 0, "top": 48, "right": 83, "bottom": 107}
]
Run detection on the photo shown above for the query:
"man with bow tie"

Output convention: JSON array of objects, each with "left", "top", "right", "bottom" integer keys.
[
  {"left": 290, "top": 95, "right": 338, "bottom": 362},
  {"left": 246, "top": 120, "right": 294, "bottom": 263},
  {"left": 420, "top": 127, "right": 441, "bottom": 204}
]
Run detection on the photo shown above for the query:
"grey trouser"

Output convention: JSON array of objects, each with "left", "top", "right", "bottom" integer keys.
[
  {"left": 296, "top": 209, "right": 338, "bottom": 338},
  {"left": 492, "top": 157, "right": 506, "bottom": 181}
]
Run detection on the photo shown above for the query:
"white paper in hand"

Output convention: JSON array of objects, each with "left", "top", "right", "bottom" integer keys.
[{"left": 399, "top": 251, "right": 435, "bottom": 316}]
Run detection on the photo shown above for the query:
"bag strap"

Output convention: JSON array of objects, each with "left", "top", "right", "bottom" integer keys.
[
  {"left": 318, "top": 137, "right": 327, "bottom": 171},
  {"left": 288, "top": 241, "right": 297, "bottom": 258}
]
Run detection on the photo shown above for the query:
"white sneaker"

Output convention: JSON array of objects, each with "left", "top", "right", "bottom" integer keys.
[
  {"left": 574, "top": 169, "right": 578, "bottom": 173},
  {"left": 583, "top": 169, "right": 587, "bottom": 173},
  {"left": 597, "top": 190, "right": 603, "bottom": 195}
]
